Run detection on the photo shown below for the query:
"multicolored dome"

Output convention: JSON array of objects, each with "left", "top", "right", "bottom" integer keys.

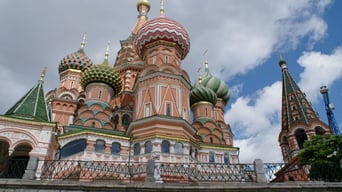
[
  {"left": 59, "top": 49, "right": 93, "bottom": 73},
  {"left": 134, "top": 16, "right": 190, "bottom": 60},
  {"left": 190, "top": 81, "right": 218, "bottom": 106},
  {"left": 194, "top": 62, "right": 230, "bottom": 104},
  {"left": 80, "top": 63, "right": 122, "bottom": 94}
]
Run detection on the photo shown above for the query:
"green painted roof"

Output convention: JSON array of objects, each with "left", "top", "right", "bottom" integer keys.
[
  {"left": 280, "top": 59, "right": 319, "bottom": 129},
  {"left": 5, "top": 79, "right": 50, "bottom": 122}
]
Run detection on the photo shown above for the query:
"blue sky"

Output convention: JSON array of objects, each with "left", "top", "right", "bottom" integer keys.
[{"left": 0, "top": 0, "right": 341, "bottom": 163}]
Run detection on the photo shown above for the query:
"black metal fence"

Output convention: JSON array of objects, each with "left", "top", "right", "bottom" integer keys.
[{"left": 0, "top": 159, "right": 288, "bottom": 183}]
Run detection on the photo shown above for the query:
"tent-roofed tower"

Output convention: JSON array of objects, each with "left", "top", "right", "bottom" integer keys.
[
  {"left": 278, "top": 57, "right": 330, "bottom": 163},
  {"left": 5, "top": 67, "right": 50, "bottom": 122}
]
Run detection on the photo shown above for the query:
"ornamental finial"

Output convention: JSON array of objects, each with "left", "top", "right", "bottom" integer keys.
[
  {"left": 103, "top": 41, "right": 110, "bottom": 64},
  {"left": 80, "top": 33, "right": 86, "bottom": 49},
  {"left": 40, "top": 66, "right": 47, "bottom": 82},
  {"left": 160, "top": 0, "right": 164, "bottom": 16},
  {"left": 203, "top": 49, "right": 209, "bottom": 71}
]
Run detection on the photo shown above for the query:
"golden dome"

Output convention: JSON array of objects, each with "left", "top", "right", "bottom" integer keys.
[{"left": 137, "top": 0, "right": 150, "bottom": 11}]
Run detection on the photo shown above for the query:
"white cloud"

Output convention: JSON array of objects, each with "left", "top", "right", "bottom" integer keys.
[
  {"left": 298, "top": 47, "right": 342, "bottom": 103},
  {"left": 226, "top": 82, "right": 282, "bottom": 162}
]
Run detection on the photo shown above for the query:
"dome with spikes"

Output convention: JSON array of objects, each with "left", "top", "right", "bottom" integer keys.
[
  {"left": 190, "top": 82, "right": 217, "bottom": 106},
  {"left": 80, "top": 63, "right": 122, "bottom": 94},
  {"left": 194, "top": 63, "right": 230, "bottom": 104},
  {"left": 134, "top": 16, "right": 190, "bottom": 60},
  {"left": 59, "top": 49, "right": 93, "bottom": 73}
]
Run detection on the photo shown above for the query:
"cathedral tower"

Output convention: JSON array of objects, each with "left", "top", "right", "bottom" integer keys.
[{"left": 278, "top": 58, "right": 330, "bottom": 163}]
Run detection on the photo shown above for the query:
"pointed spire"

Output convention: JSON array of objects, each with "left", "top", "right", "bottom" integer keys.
[
  {"left": 160, "top": 0, "right": 165, "bottom": 16},
  {"left": 80, "top": 33, "right": 86, "bottom": 49}
]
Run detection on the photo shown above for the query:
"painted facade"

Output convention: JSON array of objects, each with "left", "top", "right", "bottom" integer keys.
[{"left": 0, "top": 0, "right": 239, "bottom": 179}]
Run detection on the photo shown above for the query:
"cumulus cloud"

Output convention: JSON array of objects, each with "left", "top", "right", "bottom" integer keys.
[
  {"left": 297, "top": 47, "right": 342, "bottom": 103},
  {"left": 226, "top": 82, "right": 282, "bottom": 162}
]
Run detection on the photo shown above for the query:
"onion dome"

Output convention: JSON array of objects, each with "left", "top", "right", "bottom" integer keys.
[
  {"left": 134, "top": 16, "right": 190, "bottom": 60},
  {"left": 58, "top": 49, "right": 93, "bottom": 73},
  {"left": 80, "top": 63, "right": 122, "bottom": 94},
  {"left": 195, "top": 61, "right": 230, "bottom": 104},
  {"left": 190, "top": 80, "right": 218, "bottom": 106},
  {"left": 137, "top": 0, "right": 150, "bottom": 11}
]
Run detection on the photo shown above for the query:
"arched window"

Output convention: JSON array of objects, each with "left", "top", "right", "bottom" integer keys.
[
  {"left": 111, "top": 142, "right": 121, "bottom": 155},
  {"left": 161, "top": 140, "right": 170, "bottom": 153},
  {"left": 166, "top": 103, "right": 171, "bottom": 116},
  {"left": 224, "top": 152, "right": 230, "bottom": 164},
  {"left": 60, "top": 139, "right": 87, "bottom": 158},
  {"left": 209, "top": 151, "right": 215, "bottom": 163},
  {"left": 113, "top": 115, "right": 119, "bottom": 130},
  {"left": 210, "top": 137, "right": 213, "bottom": 143},
  {"left": 98, "top": 90, "right": 102, "bottom": 99},
  {"left": 295, "top": 129, "right": 308, "bottom": 149},
  {"left": 95, "top": 140, "right": 105, "bottom": 153},
  {"left": 315, "top": 126, "right": 325, "bottom": 135},
  {"left": 144, "top": 141, "right": 152, "bottom": 154},
  {"left": 174, "top": 142, "right": 183, "bottom": 154},
  {"left": 122, "top": 114, "right": 130, "bottom": 128},
  {"left": 133, "top": 143, "right": 141, "bottom": 155}
]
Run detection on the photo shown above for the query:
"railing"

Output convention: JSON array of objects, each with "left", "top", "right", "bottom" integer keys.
[
  {"left": 0, "top": 159, "right": 293, "bottom": 183},
  {"left": 40, "top": 160, "right": 147, "bottom": 182},
  {"left": 159, "top": 163, "right": 255, "bottom": 183}
]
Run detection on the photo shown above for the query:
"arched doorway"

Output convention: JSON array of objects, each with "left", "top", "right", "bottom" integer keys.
[
  {"left": 0, "top": 140, "right": 10, "bottom": 177},
  {"left": 4, "top": 143, "right": 32, "bottom": 178}
]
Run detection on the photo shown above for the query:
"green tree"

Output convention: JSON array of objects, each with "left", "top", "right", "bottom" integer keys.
[{"left": 299, "top": 135, "right": 342, "bottom": 182}]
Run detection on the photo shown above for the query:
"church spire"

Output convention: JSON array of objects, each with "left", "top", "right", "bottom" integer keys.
[
  {"left": 103, "top": 41, "right": 110, "bottom": 64},
  {"left": 278, "top": 57, "right": 331, "bottom": 162}
]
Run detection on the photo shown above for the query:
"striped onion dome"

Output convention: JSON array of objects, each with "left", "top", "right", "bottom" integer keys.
[
  {"left": 59, "top": 49, "right": 93, "bottom": 73},
  {"left": 134, "top": 16, "right": 190, "bottom": 60},
  {"left": 80, "top": 63, "right": 122, "bottom": 94},
  {"left": 190, "top": 80, "right": 218, "bottom": 106}
]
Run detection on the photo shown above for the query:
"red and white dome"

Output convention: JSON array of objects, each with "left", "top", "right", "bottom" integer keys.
[{"left": 134, "top": 16, "right": 190, "bottom": 60}]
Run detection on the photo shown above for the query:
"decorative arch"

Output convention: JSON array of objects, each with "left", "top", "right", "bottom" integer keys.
[{"left": 60, "top": 139, "right": 87, "bottom": 159}]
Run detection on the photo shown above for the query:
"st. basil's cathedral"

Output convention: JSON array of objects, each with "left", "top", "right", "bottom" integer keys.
[{"left": 0, "top": 0, "right": 332, "bottom": 182}]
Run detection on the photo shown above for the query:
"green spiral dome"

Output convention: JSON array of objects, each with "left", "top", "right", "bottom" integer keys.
[
  {"left": 80, "top": 63, "right": 122, "bottom": 94},
  {"left": 195, "top": 67, "right": 230, "bottom": 104},
  {"left": 190, "top": 83, "right": 218, "bottom": 106}
]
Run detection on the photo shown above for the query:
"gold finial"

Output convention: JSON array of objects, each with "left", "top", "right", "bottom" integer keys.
[
  {"left": 80, "top": 33, "right": 86, "bottom": 49},
  {"left": 40, "top": 66, "right": 47, "bottom": 82},
  {"left": 104, "top": 41, "right": 110, "bottom": 61},
  {"left": 197, "top": 67, "right": 202, "bottom": 84},
  {"left": 160, "top": 0, "right": 164, "bottom": 16},
  {"left": 203, "top": 49, "right": 209, "bottom": 70}
]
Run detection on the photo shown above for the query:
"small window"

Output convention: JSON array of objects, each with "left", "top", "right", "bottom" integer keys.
[
  {"left": 134, "top": 143, "right": 141, "bottom": 155},
  {"left": 111, "top": 142, "right": 121, "bottom": 155},
  {"left": 98, "top": 90, "right": 102, "bottom": 99},
  {"left": 161, "top": 140, "right": 170, "bottom": 153},
  {"left": 70, "top": 81, "right": 74, "bottom": 89},
  {"left": 164, "top": 55, "right": 169, "bottom": 64},
  {"left": 224, "top": 152, "right": 230, "bottom": 164},
  {"left": 166, "top": 103, "right": 171, "bottom": 116},
  {"left": 210, "top": 137, "right": 213, "bottom": 143},
  {"left": 174, "top": 142, "right": 183, "bottom": 154},
  {"left": 209, "top": 151, "right": 215, "bottom": 163},
  {"left": 95, "top": 140, "right": 105, "bottom": 153},
  {"left": 144, "top": 141, "right": 152, "bottom": 154}
]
